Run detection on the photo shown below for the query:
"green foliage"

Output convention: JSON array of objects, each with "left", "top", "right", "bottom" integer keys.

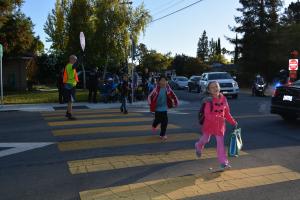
[
  {"left": 139, "top": 50, "right": 172, "bottom": 72},
  {"left": 44, "top": 0, "right": 70, "bottom": 54},
  {"left": 44, "top": 0, "right": 151, "bottom": 74},
  {"left": 196, "top": 30, "right": 208, "bottom": 62},
  {"left": 171, "top": 54, "right": 211, "bottom": 77},
  {"left": 0, "top": 0, "right": 23, "bottom": 28},
  {"left": 0, "top": 15, "right": 42, "bottom": 56},
  {"left": 231, "top": 0, "right": 284, "bottom": 81}
]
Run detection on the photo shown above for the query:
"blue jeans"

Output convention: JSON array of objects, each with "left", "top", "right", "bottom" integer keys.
[{"left": 120, "top": 96, "right": 127, "bottom": 112}]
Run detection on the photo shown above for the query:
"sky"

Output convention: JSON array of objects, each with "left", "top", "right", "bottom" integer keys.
[{"left": 21, "top": 0, "right": 297, "bottom": 59}]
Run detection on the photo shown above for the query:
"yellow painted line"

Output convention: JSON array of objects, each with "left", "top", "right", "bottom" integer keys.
[
  {"left": 43, "top": 113, "right": 143, "bottom": 121},
  {"left": 68, "top": 149, "right": 248, "bottom": 174},
  {"left": 48, "top": 117, "right": 153, "bottom": 127},
  {"left": 53, "top": 124, "right": 180, "bottom": 136},
  {"left": 234, "top": 114, "right": 278, "bottom": 119},
  {"left": 41, "top": 109, "right": 121, "bottom": 117},
  {"left": 80, "top": 165, "right": 300, "bottom": 200},
  {"left": 58, "top": 132, "right": 196, "bottom": 152}
]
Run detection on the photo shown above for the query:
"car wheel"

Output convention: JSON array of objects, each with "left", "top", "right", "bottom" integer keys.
[{"left": 281, "top": 114, "right": 297, "bottom": 121}]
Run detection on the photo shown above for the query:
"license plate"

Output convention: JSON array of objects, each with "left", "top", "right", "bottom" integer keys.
[
  {"left": 283, "top": 95, "right": 293, "bottom": 101},
  {"left": 222, "top": 91, "right": 228, "bottom": 94}
]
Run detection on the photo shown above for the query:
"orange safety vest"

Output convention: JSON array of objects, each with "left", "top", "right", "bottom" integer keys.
[{"left": 63, "top": 65, "right": 79, "bottom": 84}]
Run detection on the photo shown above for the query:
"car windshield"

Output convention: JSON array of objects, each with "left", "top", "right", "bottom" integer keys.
[
  {"left": 177, "top": 77, "right": 188, "bottom": 81},
  {"left": 208, "top": 73, "right": 232, "bottom": 80},
  {"left": 292, "top": 80, "right": 300, "bottom": 86},
  {"left": 256, "top": 77, "right": 265, "bottom": 84}
]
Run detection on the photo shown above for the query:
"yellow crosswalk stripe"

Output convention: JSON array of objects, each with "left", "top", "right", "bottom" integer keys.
[
  {"left": 43, "top": 113, "right": 143, "bottom": 121},
  {"left": 79, "top": 165, "right": 300, "bottom": 200},
  {"left": 58, "top": 133, "right": 197, "bottom": 151},
  {"left": 48, "top": 117, "right": 153, "bottom": 127},
  {"left": 41, "top": 109, "right": 121, "bottom": 117},
  {"left": 68, "top": 148, "right": 248, "bottom": 174},
  {"left": 53, "top": 124, "right": 180, "bottom": 136}
]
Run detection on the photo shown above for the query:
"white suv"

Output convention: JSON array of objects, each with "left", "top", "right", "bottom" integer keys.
[{"left": 199, "top": 72, "right": 239, "bottom": 98}]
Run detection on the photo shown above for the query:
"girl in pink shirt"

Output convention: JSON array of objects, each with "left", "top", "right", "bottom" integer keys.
[{"left": 195, "top": 81, "right": 237, "bottom": 170}]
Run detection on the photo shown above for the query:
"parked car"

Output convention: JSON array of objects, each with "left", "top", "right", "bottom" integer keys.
[
  {"left": 199, "top": 72, "right": 239, "bottom": 98},
  {"left": 271, "top": 79, "right": 300, "bottom": 121},
  {"left": 169, "top": 76, "right": 189, "bottom": 90},
  {"left": 188, "top": 75, "right": 202, "bottom": 93}
]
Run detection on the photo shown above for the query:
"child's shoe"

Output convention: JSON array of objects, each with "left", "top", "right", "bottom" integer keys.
[
  {"left": 160, "top": 135, "right": 167, "bottom": 141},
  {"left": 195, "top": 143, "right": 202, "bottom": 158},
  {"left": 220, "top": 164, "right": 231, "bottom": 171},
  {"left": 152, "top": 126, "right": 157, "bottom": 134}
]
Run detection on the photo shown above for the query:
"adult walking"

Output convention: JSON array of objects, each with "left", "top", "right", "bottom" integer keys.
[
  {"left": 56, "top": 68, "right": 64, "bottom": 104},
  {"left": 63, "top": 55, "right": 79, "bottom": 120},
  {"left": 88, "top": 67, "right": 99, "bottom": 103}
]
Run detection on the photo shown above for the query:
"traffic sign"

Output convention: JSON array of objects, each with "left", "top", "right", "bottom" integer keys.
[
  {"left": 289, "top": 59, "right": 298, "bottom": 71},
  {"left": 80, "top": 32, "right": 85, "bottom": 52}
]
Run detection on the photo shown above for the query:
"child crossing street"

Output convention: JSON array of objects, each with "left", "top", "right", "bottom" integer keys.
[
  {"left": 195, "top": 81, "right": 238, "bottom": 171},
  {"left": 148, "top": 75, "right": 179, "bottom": 140}
]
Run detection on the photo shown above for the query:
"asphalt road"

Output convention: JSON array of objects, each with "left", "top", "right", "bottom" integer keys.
[{"left": 0, "top": 90, "right": 299, "bottom": 200}]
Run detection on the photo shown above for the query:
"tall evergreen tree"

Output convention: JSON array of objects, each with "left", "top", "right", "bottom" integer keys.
[
  {"left": 230, "top": 0, "right": 282, "bottom": 80},
  {"left": 196, "top": 30, "right": 209, "bottom": 62},
  {"left": 234, "top": 34, "right": 239, "bottom": 64},
  {"left": 216, "top": 38, "right": 221, "bottom": 55},
  {"left": 281, "top": 1, "right": 300, "bottom": 25}
]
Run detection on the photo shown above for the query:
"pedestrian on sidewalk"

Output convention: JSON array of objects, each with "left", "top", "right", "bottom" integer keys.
[
  {"left": 63, "top": 55, "right": 79, "bottom": 120},
  {"left": 195, "top": 81, "right": 238, "bottom": 170},
  {"left": 148, "top": 75, "right": 179, "bottom": 140},
  {"left": 56, "top": 68, "right": 65, "bottom": 104},
  {"left": 120, "top": 74, "right": 129, "bottom": 114},
  {"left": 88, "top": 67, "right": 99, "bottom": 103}
]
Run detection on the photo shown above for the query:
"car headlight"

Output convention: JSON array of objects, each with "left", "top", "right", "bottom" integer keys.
[{"left": 233, "top": 81, "right": 238, "bottom": 88}]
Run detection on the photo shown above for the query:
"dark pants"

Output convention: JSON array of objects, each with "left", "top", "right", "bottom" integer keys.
[
  {"left": 152, "top": 111, "right": 168, "bottom": 136},
  {"left": 88, "top": 87, "right": 97, "bottom": 103},
  {"left": 58, "top": 87, "right": 64, "bottom": 104},
  {"left": 120, "top": 96, "right": 127, "bottom": 112}
]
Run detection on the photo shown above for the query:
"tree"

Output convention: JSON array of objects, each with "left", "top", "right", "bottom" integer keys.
[
  {"left": 233, "top": 34, "right": 239, "bottom": 64},
  {"left": 281, "top": 1, "right": 300, "bottom": 25},
  {"left": 0, "top": 11, "right": 42, "bottom": 56},
  {"left": 216, "top": 38, "right": 221, "bottom": 55},
  {"left": 44, "top": 0, "right": 71, "bottom": 54},
  {"left": 92, "top": 0, "right": 151, "bottom": 75},
  {"left": 139, "top": 49, "right": 172, "bottom": 72},
  {"left": 171, "top": 54, "right": 211, "bottom": 76},
  {"left": 196, "top": 30, "right": 209, "bottom": 62},
  {"left": 0, "top": 0, "right": 23, "bottom": 28},
  {"left": 230, "top": 0, "right": 283, "bottom": 81}
]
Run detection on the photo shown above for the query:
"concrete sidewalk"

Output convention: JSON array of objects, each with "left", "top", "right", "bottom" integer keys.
[
  {"left": 0, "top": 100, "right": 190, "bottom": 112},
  {"left": 0, "top": 101, "right": 148, "bottom": 112}
]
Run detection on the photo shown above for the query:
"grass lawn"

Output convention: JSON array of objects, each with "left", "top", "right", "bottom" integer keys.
[{"left": 3, "top": 89, "right": 89, "bottom": 104}]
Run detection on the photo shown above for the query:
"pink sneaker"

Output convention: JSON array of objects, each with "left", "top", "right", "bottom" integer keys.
[
  {"left": 160, "top": 135, "right": 167, "bottom": 141},
  {"left": 152, "top": 126, "right": 157, "bottom": 134}
]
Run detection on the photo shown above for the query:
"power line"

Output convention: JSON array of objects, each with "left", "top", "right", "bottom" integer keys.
[
  {"left": 151, "top": 0, "right": 205, "bottom": 23},
  {"left": 152, "top": 0, "right": 187, "bottom": 17}
]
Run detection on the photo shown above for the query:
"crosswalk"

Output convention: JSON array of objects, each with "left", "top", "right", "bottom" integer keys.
[{"left": 42, "top": 108, "right": 300, "bottom": 200}]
